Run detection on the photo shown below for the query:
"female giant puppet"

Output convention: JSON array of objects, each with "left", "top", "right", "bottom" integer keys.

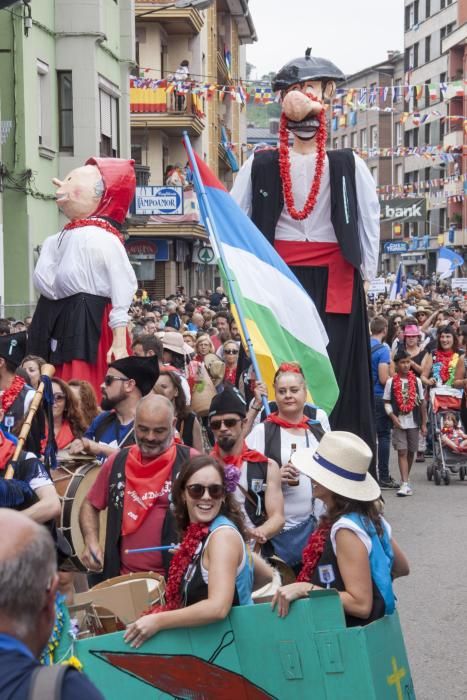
[
  {"left": 28, "top": 158, "right": 137, "bottom": 397},
  {"left": 231, "top": 50, "right": 379, "bottom": 465}
]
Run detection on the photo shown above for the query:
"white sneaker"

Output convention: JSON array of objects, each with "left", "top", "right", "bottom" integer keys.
[{"left": 397, "top": 482, "right": 413, "bottom": 497}]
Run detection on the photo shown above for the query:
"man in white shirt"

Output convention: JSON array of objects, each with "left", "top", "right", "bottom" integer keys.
[{"left": 231, "top": 49, "right": 380, "bottom": 474}]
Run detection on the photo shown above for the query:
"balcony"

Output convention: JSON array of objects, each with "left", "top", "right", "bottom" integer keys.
[
  {"left": 135, "top": 0, "right": 204, "bottom": 34},
  {"left": 130, "top": 80, "right": 205, "bottom": 136},
  {"left": 444, "top": 129, "right": 464, "bottom": 149}
]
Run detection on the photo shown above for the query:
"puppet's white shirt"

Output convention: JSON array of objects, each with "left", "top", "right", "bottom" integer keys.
[
  {"left": 230, "top": 151, "right": 380, "bottom": 282},
  {"left": 33, "top": 225, "right": 137, "bottom": 328}
]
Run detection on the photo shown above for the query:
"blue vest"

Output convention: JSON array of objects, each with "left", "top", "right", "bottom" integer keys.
[{"left": 209, "top": 515, "right": 254, "bottom": 606}]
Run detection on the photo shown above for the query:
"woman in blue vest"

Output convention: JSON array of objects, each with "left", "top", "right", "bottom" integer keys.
[
  {"left": 124, "top": 455, "right": 256, "bottom": 648},
  {"left": 271, "top": 431, "right": 409, "bottom": 626}
]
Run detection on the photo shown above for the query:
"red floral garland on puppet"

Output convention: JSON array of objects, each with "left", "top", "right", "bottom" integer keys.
[
  {"left": 296, "top": 522, "right": 332, "bottom": 583},
  {"left": 1, "top": 375, "right": 26, "bottom": 415},
  {"left": 278, "top": 103, "right": 327, "bottom": 221},
  {"left": 392, "top": 371, "right": 417, "bottom": 415},
  {"left": 433, "top": 349, "right": 455, "bottom": 385},
  {"left": 149, "top": 522, "right": 210, "bottom": 612},
  {"left": 63, "top": 217, "right": 125, "bottom": 245}
]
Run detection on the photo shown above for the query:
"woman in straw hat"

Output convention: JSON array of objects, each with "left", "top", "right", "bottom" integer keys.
[{"left": 272, "top": 432, "right": 409, "bottom": 626}]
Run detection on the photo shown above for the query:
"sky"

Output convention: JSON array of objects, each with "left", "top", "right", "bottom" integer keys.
[{"left": 246, "top": 0, "right": 404, "bottom": 82}]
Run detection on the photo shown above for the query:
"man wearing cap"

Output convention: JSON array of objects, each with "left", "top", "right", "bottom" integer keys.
[
  {"left": 79, "top": 394, "right": 194, "bottom": 579},
  {"left": 231, "top": 49, "right": 379, "bottom": 466},
  {"left": 28, "top": 158, "right": 137, "bottom": 398},
  {"left": 68, "top": 356, "right": 159, "bottom": 461},
  {"left": 209, "top": 387, "right": 284, "bottom": 552}
]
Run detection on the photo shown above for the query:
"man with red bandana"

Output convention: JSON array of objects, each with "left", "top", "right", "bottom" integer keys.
[
  {"left": 28, "top": 158, "right": 137, "bottom": 397},
  {"left": 231, "top": 49, "right": 379, "bottom": 470}
]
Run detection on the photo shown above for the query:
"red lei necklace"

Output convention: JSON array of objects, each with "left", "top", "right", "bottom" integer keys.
[
  {"left": 297, "top": 523, "right": 331, "bottom": 583},
  {"left": 149, "top": 522, "right": 210, "bottom": 613},
  {"left": 278, "top": 103, "right": 328, "bottom": 221},
  {"left": 392, "top": 371, "right": 417, "bottom": 415},
  {"left": 1, "top": 376, "right": 26, "bottom": 414},
  {"left": 63, "top": 217, "right": 125, "bottom": 245},
  {"left": 434, "top": 349, "right": 454, "bottom": 384}
]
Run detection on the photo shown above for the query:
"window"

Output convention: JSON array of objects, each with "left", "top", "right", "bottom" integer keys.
[
  {"left": 57, "top": 71, "right": 73, "bottom": 153},
  {"left": 440, "top": 71, "right": 446, "bottom": 101},
  {"left": 333, "top": 137, "right": 338, "bottom": 149},
  {"left": 413, "top": 42, "right": 419, "bottom": 68},
  {"left": 414, "top": 0, "right": 419, "bottom": 25},
  {"left": 440, "top": 27, "right": 446, "bottom": 54},
  {"left": 341, "top": 134, "right": 348, "bottom": 149},
  {"left": 405, "top": 4, "right": 412, "bottom": 31},
  {"left": 360, "top": 128, "right": 367, "bottom": 148},
  {"left": 395, "top": 122, "right": 402, "bottom": 146},
  {"left": 99, "top": 89, "right": 119, "bottom": 157},
  {"left": 425, "top": 35, "right": 431, "bottom": 63},
  {"left": 424, "top": 123, "right": 430, "bottom": 144},
  {"left": 413, "top": 127, "right": 419, "bottom": 147},
  {"left": 441, "top": 0, "right": 445, "bottom": 8},
  {"left": 37, "top": 59, "right": 51, "bottom": 149},
  {"left": 426, "top": 0, "right": 430, "bottom": 18},
  {"left": 370, "top": 167, "right": 378, "bottom": 184},
  {"left": 395, "top": 164, "right": 403, "bottom": 186},
  {"left": 370, "top": 125, "right": 378, "bottom": 148},
  {"left": 350, "top": 131, "right": 357, "bottom": 148}
]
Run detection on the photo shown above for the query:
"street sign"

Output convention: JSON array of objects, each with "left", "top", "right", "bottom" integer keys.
[
  {"left": 135, "top": 186, "right": 183, "bottom": 215},
  {"left": 380, "top": 198, "right": 426, "bottom": 223},
  {"left": 384, "top": 241, "right": 409, "bottom": 254},
  {"left": 451, "top": 278, "right": 467, "bottom": 292},
  {"left": 193, "top": 244, "right": 216, "bottom": 265}
]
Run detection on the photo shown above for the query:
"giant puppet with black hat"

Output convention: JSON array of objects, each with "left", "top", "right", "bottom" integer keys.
[
  {"left": 28, "top": 158, "right": 138, "bottom": 398},
  {"left": 231, "top": 49, "right": 379, "bottom": 470}
]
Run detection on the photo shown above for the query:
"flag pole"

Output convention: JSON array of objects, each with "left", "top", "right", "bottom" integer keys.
[{"left": 183, "top": 131, "right": 270, "bottom": 415}]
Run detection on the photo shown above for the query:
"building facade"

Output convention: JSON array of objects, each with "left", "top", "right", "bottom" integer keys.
[
  {"left": 127, "top": 0, "right": 256, "bottom": 298},
  {"left": 0, "top": 0, "right": 134, "bottom": 317}
]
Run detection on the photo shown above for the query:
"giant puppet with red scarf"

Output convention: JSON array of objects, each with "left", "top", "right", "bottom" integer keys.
[
  {"left": 28, "top": 158, "right": 137, "bottom": 397},
  {"left": 231, "top": 50, "right": 379, "bottom": 467}
]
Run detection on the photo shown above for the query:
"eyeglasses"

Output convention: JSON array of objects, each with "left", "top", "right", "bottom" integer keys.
[
  {"left": 185, "top": 483, "right": 225, "bottom": 499},
  {"left": 224, "top": 349, "right": 238, "bottom": 355},
  {"left": 103, "top": 375, "right": 128, "bottom": 387},
  {"left": 210, "top": 418, "right": 242, "bottom": 430},
  {"left": 53, "top": 394, "right": 66, "bottom": 402}
]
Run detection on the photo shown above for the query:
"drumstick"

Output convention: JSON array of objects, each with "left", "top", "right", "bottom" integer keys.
[
  {"left": 124, "top": 545, "right": 178, "bottom": 554},
  {"left": 5, "top": 364, "right": 55, "bottom": 480}
]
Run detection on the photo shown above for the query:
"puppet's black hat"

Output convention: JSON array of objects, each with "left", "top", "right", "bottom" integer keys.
[{"left": 272, "top": 48, "right": 345, "bottom": 93}]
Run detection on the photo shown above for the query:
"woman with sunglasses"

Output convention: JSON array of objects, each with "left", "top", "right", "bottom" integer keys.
[
  {"left": 386, "top": 315, "right": 403, "bottom": 354},
  {"left": 124, "top": 455, "right": 255, "bottom": 648},
  {"left": 222, "top": 340, "right": 239, "bottom": 386},
  {"left": 50, "top": 378, "right": 87, "bottom": 449},
  {"left": 421, "top": 326, "right": 461, "bottom": 389},
  {"left": 155, "top": 369, "right": 203, "bottom": 453},
  {"left": 246, "top": 363, "right": 329, "bottom": 571}
]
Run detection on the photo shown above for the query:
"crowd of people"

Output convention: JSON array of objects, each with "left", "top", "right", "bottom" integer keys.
[{"left": 0, "top": 280, "right": 416, "bottom": 696}]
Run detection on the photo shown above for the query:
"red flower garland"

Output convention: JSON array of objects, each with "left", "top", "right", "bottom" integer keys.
[
  {"left": 1, "top": 375, "right": 25, "bottom": 414},
  {"left": 63, "top": 217, "right": 125, "bottom": 245},
  {"left": 149, "top": 522, "right": 210, "bottom": 613},
  {"left": 296, "top": 523, "right": 332, "bottom": 583},
  {"left": 434, "top": 350, "right": 454, "bottom": 384},
  {"left": 392, "top": 371, "right": 417, "bottom": 415},
  {"left": 278, "top": 102, "right": 328, "bottom": 221}
]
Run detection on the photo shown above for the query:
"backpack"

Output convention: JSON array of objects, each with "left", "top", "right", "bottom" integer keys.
[{"left": 28, "top": 665, "right": 71, "bottom": 700}]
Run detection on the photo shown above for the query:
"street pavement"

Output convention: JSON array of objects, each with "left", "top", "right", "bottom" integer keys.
[{"left": 384, "top": 449, "right": 467, "bottom": 699}]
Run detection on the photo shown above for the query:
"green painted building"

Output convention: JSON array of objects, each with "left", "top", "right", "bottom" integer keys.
[{"left": 0, "top": 0, "right": 134, "bottom": 318}]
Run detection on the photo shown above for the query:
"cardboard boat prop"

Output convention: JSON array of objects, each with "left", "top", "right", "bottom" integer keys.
[{"left": 71, "top": 590, "right": 416, "bottom": 699}]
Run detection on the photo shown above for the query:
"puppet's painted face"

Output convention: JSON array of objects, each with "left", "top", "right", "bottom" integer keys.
[
  {"left": 53, "top": 165, "right": 103, "bottom": 221},
  {"left": 282, "top": 80, "right": 328, "bottom": 141}
]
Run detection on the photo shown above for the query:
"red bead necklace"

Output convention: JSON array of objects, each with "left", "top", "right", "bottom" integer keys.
[
  {"left": 63, "top": 217, "right": 125, "bottom": 245},
  {"left": 1, "top": 375, "right": 26, "bottom": 414}
]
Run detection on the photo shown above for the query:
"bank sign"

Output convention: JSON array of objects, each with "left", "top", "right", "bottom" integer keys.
[
  {"left": 135, "top": 186, "right": 183, "bottom": 215},
  {"left": 380, "top": 198, "right": 426, "bottom": 223}
]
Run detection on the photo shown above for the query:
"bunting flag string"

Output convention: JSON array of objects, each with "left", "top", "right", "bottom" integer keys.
[{"left": 376, "top": 172, "right": 467, "bottom": 195}]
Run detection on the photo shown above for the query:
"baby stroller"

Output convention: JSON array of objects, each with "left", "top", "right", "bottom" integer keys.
[{"left": 426, "top": 387, "right": 467, "bottom": 486}]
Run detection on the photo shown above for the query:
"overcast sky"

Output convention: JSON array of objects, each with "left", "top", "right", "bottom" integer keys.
[{"left": 246, "top": 0, "right": 404, "bottom": 82}]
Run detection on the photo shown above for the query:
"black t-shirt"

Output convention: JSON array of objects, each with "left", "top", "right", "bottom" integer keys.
[{"left": 0, "top": 649, "right": 104, "bottom": 700}]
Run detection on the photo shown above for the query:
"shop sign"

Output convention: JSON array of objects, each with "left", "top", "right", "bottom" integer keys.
[
  {"left": 384, "top": 241, "right": 409, "bottom": 254},
  {"left": 380, "top": 198, "right": 426, "bottom": 223},
  {"left": 125, "top": 239, "right": 169, "bottom": 261},
  {"left": 193, "top": 244, "right": 216, "bottom": 265},
  {"left": 135, "top": 186, "right": 183, "bottom": 215}
]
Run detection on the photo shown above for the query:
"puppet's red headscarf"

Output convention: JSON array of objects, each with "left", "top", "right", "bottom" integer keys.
[{"left": 86, "top": 157, "right": 136, "bottom": 224}]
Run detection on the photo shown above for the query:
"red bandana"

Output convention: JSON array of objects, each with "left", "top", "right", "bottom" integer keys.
[
  {"left": 297, "top": 523, "right": 332, "bottom": 583},
  {"left": 266, "top": 412, "right": 310, "bottom": 430},
  {"left": 149, "top": 522, "right": 210, "bottom": 612},
  {"left": 392, "top": 372, "right": 417, "bottom": 415},
  {"left": 122, "top": 444, "right": 176, "bottom": 536},
  {"left": 0, "top": 431, "right": 16, "bottom": 470},
  {"left": 1, "top": 376, "right": 25, "bottom": 414},
  {"left": 211, "top": 441, "right": 267, "bottom": 468},
  {"left": 63, "top": 217, "right": 125, "bottom": 245}
]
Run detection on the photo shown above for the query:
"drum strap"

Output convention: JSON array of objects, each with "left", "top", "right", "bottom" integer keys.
[{"left": 28, "top": 664, "right": 71, "bottom": 700}]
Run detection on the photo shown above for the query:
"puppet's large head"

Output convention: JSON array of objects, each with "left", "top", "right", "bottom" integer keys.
[
  {"left": 273, "top": 49, "right": 345, "bottom": 141},
  {"left": 53, "top": 157, "right": 136, "bottom": 223}
]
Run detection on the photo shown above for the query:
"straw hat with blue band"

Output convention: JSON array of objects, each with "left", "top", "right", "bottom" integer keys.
[{"left": 291, "top": 431, "right": 380, "bottom": 502}]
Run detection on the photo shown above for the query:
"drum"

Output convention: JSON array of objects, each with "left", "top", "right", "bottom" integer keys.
[
  {"left": 59, "top": 461, "right": 107, "bottom": 572},
  {"left": 89, "top": 572, "right": 166, "bottom": 634}
]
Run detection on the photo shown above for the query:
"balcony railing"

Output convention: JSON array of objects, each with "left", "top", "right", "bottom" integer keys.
[{"left": 130, "top": 79, "right": 205, "bottom": 117}]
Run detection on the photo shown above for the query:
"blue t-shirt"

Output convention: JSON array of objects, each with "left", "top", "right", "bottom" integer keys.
[
  {"left": 0, "top": 635, "right": 104, "bottom": 700},
  {"left": 370, "top": 338, "right": 391, "bottom": 398},
  {"left": 84, "top": 412, "right": 134, "bottom": 459}
]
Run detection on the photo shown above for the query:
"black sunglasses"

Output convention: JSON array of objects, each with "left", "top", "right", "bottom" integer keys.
[
  {"left": 53, "top": 393, "right": 66, "bottom": 402},
  {"left": 224, "top": 349, "right": 238, "bottom": 355},
  {"left": 210, "top": 418, "right": 242, "bottom": 430},
  {"left": 103, "top": 375, "right": 128, "bottom": 387},
  {"left": 186, "top": 483, "right": 225, "bottom": 499}
]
